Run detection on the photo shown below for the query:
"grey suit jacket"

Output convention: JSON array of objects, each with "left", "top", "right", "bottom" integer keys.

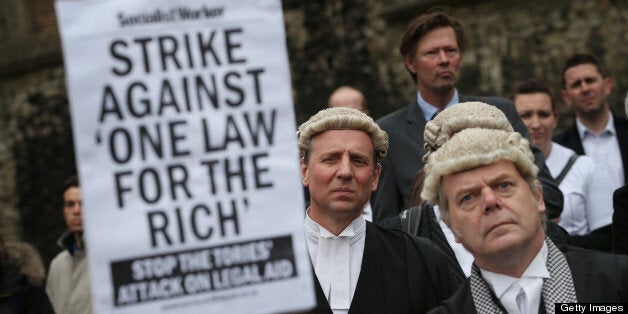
[{"left": 372, "top": 95, "right": 563, "bottom": 223}]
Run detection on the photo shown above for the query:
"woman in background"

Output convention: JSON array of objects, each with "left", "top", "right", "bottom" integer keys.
[{"left": 513, "top": 78, "right": 614, "bottom": 250}]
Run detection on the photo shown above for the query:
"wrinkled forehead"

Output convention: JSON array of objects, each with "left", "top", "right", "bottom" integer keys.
[
  {"left": 310, "top": 129, "right": 375, "bottom": 154},
  {"left": 446, "top": 159, "right": 519, "bottom": 180}
]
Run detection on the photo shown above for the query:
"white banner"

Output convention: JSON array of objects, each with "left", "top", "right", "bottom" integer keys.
[{"left": 55, "top": 0, "right": 315, "bottom": 313}]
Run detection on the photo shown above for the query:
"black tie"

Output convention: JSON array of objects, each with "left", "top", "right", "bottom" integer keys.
[{"left": 430, "top": 109, "right": 443, "bottom": 120}]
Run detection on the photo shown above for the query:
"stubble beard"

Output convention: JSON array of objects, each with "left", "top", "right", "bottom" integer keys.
[
  {"left": 429, "top": 81, "right": 456, "bottom": 97},
  {"left": 576, "top": 97, "right": 609, "bottom": 120}
]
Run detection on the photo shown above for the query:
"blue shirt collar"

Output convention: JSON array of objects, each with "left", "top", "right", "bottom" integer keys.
[
  {"left": 576, "top": 111, "right": 615, "bottom": 138},
  {"left": 416, "top": 89, "right": 460, "bottom": 121}
]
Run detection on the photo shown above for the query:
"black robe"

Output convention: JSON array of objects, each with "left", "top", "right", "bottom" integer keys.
[
  {"left": 428, "top": 245, "right": 628, "bottom": 313},
  {"left": 306, "top": 222, "right": 461, "bottom": 314},
  {"left": 380, "top": 203, "right": 571, "bottom": 283}
]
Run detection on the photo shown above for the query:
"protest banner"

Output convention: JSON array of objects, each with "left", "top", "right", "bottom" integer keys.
[{"left": 55, "top": 0, "right": 315, "bottom": 313}]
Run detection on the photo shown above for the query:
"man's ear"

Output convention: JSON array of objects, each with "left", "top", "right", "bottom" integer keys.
[
  {"left": 603, "top": 77, "right": 613, "bottom": 96},
  {"left": 300, "top": 158, "right": 309, "bottom": 187},
  {"left": 403, "top": 57, "right": 417, "bottom": 75},
  {"left": 561, "top": 90, "right": 573, "bottom": 108},
  {"left": 371, "top": 163, "right": 382, "bottom": 192}
]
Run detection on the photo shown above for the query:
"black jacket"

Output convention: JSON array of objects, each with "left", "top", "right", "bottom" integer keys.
[
  {"left": 429, "top": 245, "right": 628, "bottom": 313},
  {"left": 307, "top": 222, "right": 461, "bottom": 314}
]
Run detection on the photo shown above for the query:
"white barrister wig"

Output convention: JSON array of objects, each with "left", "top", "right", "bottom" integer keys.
[
  {"left": 297, "top": 107, "right": 388, "bottom": 162},
  {"left": 421, "top": 127, "right": 538, "bottom": 205},
  {"left": 423, "top": 101, "right": 514, "bottom": 163}
]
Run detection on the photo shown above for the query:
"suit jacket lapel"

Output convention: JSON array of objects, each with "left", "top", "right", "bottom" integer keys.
[
  {"left": 404, "top": 100, "right": 427, "bottom": 151},
  {"left": 566, "top": 123, "right": 585, "bottom": 155}
]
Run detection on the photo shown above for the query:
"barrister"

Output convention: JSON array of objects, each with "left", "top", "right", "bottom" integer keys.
[{"left": 298, "top": 107, "right": 459, "bottom": 313}]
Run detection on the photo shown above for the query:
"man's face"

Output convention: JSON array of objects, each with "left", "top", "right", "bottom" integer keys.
[
  {"left": 562, "top": 63, "right": 612, "bottom": 117},
  {"left": 301, "top": 130, "right": 381, "bottom": 220},
  {"left": 63, "top": 186, "right": 83, "bottom": 233},
  {"left": 442, "top": 160, "right": 545, "bottom": 265},
  {"left": 514, "top": 93, "right": 557, "bottom": 148},
  {"left": 404, "top": 26, "right": 461, "bottom": 94}
]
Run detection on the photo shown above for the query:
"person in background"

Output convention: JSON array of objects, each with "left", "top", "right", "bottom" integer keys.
[
  {"left": 613, "top": 185, "right": 628, "bottom": 255},
  {"left": 555, "top": 54, "right": 628, "bottom": 205},
  {"left": 612, "top": 91, "right": 628, "bottom": 254},
  {"left": 513, "top": 78, "right": 614, "bottom": 244},
  {"left": 46, "top": 176, "right": 93, "bottom": 314},
  {"left": 328, "top": 85, "right": 369, "bottom": 115},
  {"left": 298, "top": 107, "right": 459, "bottom": 313},
  {"left": 373, "top": 7, "right": 562, "bottom": 223},
  {"left": 419, "top": 109, "right": 628, "bottom": 313},
  {"left": 0, "top": 236, "right": 54, "bottom": 313}
]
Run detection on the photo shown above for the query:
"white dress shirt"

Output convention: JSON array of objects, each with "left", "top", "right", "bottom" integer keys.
[
  {"left": 546, "top": 142, "right": 614, "bottom": 234},
  {"left": 434, "top": 206, "right": 474, "bottom": 277},
  {"left": 481, "top": 242, "right": 550, "bottom": 314},
  {"left": 305, "top": 213, "right": 366, "bottom": 314},
  {"left": 361, "top": 202, "right": 373, "bottom": 222},
  {"left": 576, "top": 112, "right": 625, "bottom": 189}
]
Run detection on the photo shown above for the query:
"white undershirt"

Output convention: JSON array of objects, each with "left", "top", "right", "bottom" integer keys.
[
  {"left": 576, "top": 112, "right": 625, "bottom": 189},
  {"left": 546, "top": 142, "right": 614, "bottom": 233},
  {"left": 305, "top": 213, "right": 366, "bottom": 314},
  {"left": 434, "top": 206, "right": 474, "bottom": 277},
  {"left": 481, "top": 242, "right": 550, "bottom": 314}
]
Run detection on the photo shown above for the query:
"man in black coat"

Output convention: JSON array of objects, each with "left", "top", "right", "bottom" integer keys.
[
  {"left": 297, "top": 107, "right": 459, "bottom": 314},
  {"left": 613, "top": 185, "right": 628, "bottom": 255},
  {"left": 553, "top": 54, "right": 628, "bottom": 251},
  {"left": 419, "top": 104, "right": 628, "bottom": 313},
  {"left": 554, "top": 54, "right": 628, "bottom": 185},
  {"left": 372, "top": 8, "right": 562, "bottom": 223}
]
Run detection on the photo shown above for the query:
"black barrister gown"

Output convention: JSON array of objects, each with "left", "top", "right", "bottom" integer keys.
[
  {"left": 428, "top": 245, "right": 628, "bottom": 313},
  {"left": 306, "top": 221, "right": 461, "bottom": 314}
]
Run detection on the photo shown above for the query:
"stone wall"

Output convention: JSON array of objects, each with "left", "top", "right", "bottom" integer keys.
[
  {"left": 286, "top": 0, "right": 628, "bottom": 125},
  {"left": 0, "top": 0, "right": 71, "bottom": 264},
  {"left": 0, "top": 0, "right": 626, "bottom": 266}
]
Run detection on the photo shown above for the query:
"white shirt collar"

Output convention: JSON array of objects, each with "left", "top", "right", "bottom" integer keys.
[
  {"left": 480, "top": 241, "right": 550, "bottom": 299},
  {"left": 304, "top": 212, "right": 366, "bottom": 312},
  {"left": 576, "top": 111, "right": 615, "bottom": 138},
  {"left": 305, "top": 211, "right": 366, "bottom": 242},
  {"left": 416, "top": 89, "right": 460, "bottom": 121}
]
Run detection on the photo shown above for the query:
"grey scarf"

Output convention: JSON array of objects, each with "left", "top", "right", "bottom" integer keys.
[{"left": 469, "top": 239, "right": 578, "bottom": 313}]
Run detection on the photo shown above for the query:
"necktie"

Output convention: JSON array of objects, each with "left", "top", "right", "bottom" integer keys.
[{"left": 430, "top": 108, "right": 443, "bottom": 120}]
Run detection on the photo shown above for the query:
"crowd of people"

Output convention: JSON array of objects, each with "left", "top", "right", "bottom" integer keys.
[
  {"left": 3, "top": 6, "right": 628, "bottom": 314},
  {"left": 302, "top": 6, "right": 628, "bottom": 314}
]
